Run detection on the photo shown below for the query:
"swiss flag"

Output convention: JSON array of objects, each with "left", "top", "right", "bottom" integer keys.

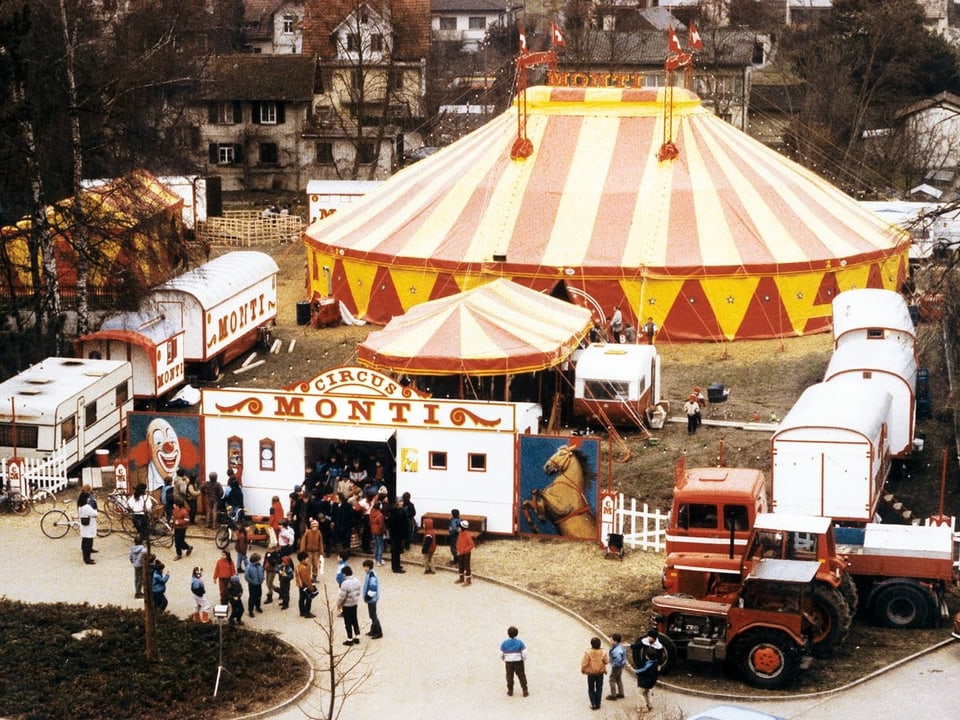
[
  {"left": 689, "top": 21, "right": 703, "bottom": 51},
  {"left": 667, "top": 27, "right": 682, "bottom": 54},
  {"left": 519, "top": 24, "right": 527, "bottom": 53},
  {"left": 551, "top": 21, "right": 566, "bottom": 47}
]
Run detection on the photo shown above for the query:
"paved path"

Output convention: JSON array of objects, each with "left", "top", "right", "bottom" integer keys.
[{"left": 4, "top": 512, "right": 959, "bottom": 719}]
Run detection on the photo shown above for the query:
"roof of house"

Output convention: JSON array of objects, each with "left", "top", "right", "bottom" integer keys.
[
  {"left": 562, "top": 29, "right": 757, "bottom": 66},
  {"left": 637, "top": 7, "right": 684, "bottom": 31},
  {"left": 430, "top": 0, "right": 520, "bottom": 12},
  {"left": 198, "top": 54, "right": 315, "bottom": 101},
  {"left": 894, "top": 91, "right": 960, "bottom": 121}
]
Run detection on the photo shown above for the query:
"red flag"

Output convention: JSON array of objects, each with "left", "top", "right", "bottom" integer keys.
[
  {"left": 518, "top": 24, "right": 527, "bottom": 54},
  {"left": 689, "top": 21, "right": 703, "bottom": 51},
  {"left": 551, "top": 21, "right": 566, "bottom": 48},
  {"left": 667, "top": 27, "right": 682, "bottom": 54}
]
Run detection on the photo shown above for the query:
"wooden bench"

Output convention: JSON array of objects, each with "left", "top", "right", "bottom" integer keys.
[{"left": 418, "top": 512, "right": 487, "bottom": 545}]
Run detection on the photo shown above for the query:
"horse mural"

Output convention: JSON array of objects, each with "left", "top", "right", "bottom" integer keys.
[{"left": 521, "top": 444, "right": 597, "bottom": 540}]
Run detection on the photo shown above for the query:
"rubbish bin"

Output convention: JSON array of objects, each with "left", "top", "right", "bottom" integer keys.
[{"left": 296, "top": 300, "right": 311, "bottom": 326}]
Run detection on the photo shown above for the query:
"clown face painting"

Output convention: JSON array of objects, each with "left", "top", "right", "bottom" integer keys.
[
  {"left": 128, "top": 413, "right": 201, "bottom": 493},
  {"left": 147, "top": 418, "right": 181, "bottom": 490}
]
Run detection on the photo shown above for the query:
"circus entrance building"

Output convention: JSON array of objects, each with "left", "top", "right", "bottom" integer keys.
[{"left": 304, "top": 86, "right": 909, "bottom": 341}]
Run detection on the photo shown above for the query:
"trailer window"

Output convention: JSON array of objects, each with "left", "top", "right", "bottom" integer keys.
[
  {"left": 467, "top": 453, "right": 487, "bottom": 472},
  {"left": 0, "top": 423, "right": 39, "bottom": 449},
  {"left": 584, "top": 380, "right": 629, "bottom": 401},
  {"left": 429, "top": 451, "right": 447, "bottom": 470},
  {"left": 85, "top": 403, "right": 97, "bottom": 429},
  {"left": 61, "top": 415, "right": 76, "bottom": 443}
]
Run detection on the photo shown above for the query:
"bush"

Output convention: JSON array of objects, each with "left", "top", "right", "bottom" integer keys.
[{"left": 0, "top": 600, "right": 309, "bottom": 720}]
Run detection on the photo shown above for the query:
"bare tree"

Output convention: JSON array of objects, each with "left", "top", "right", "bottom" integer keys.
[
  {"left": 299, "top": 583, "right": 374, "bottom": 720},
  {"left": 319, "top": 0, "right": 421, "bottom": 179}
]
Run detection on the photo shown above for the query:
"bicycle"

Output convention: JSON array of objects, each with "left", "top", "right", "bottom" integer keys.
[
  {"left": 112, "top": 500, "right": 174, "bottom": 548},
  {"left": 40, "top": 508, "right": 113, "bottom": 539},
  {"left": 19, "top": 483, "right": 57, "bottom": 514},
  {"left": 0, "top": 483, "right": 29, "bottom": 515}
]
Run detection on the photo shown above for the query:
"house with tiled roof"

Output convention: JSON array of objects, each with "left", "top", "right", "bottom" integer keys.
[
  {"left": 893, "top": 91, "right": 960, "bottom": 200},
  {"left": 557, "top": 28, "right": 766, "bottom": 129},
  {"left": 431, "top": 0, "right": 521, "bottom": 52},
  {"left": 241, "top": 0, "right": 304, "bottom": 54}
]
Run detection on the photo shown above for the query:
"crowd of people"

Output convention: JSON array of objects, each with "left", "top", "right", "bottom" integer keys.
[{"left": 71, "top": 465, "right": 668, "bottom": 714}]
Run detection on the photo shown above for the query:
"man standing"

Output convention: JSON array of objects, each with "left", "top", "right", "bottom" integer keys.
[
  {"left": 499, "top": 626, "right": 529, "bottom": 697},
  {"left": 78, "top": 490, "right": 98, "bottom": 565},
  {"left": 455, "top": 519, "right": 475, "bottom": 586},
  {"left": 203, "top": 472, "right": 223, "bottom": 529},
  {"left": 643, "top": 317, "right": 658, "bottom": 345},
  {"left": 606, "top": 633, "right": 626, "bottom": 701},
  {"left": 295, "top": 551, "right": 316, "bottom": 618},
  {"left": 386, "top": 498, "right": 408, "bottom": 573},
  {"left": 610, "top": 306, "right": 623, "bottom": 340},
  {"left": 361, "top": 559, "right": 383, "bottom": 639},
  {"left": 683, "top": 394, "right": 700, "bottom": 435},
  {"left": 337, "top": 565, "right": 362, "bottom": 645},
  {"left": 299, "top": 518, "right": 325, "bottom": 581},
  {"left": 631, "top": 629, "right": 664, "bottom": 713}
]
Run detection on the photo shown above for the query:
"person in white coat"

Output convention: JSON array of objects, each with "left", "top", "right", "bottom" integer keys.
[{"left": 78, "top": 491, "right": 98, "bottom": 565}]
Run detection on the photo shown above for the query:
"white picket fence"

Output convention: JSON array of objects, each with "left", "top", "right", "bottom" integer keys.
[
  {"left": 612, "top": 494, "right": 668, "bottom": 552},
  {"left": 0, "top": 448, "right": 70, "bottom": 495}
]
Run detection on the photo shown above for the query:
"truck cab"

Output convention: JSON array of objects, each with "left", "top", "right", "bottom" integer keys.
[{"left": 666, "top": 466, "right": 768, "bottom": 557}]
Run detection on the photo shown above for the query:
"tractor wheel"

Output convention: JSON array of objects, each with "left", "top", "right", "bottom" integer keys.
[
  {"left": 840, "top": 571, "right": 860, "bottom": 616},
  {"left": 734, "top": 629, "right": 801, "bottom": 690},
  {"left": 870, "top": 581, "right": 934, "bottom": 629},
  {"left": 806, "top": 583, "right": 852, "bottom": 658},
  {"left": 657, "top": 634, "right": 678, "bottom": 675}
]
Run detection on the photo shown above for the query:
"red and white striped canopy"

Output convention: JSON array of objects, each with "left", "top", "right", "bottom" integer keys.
[
  {"left": 305, "top": 86, "right": 908, "bottom": 341},
  {"left": 357, "top": 279, "right": 593, "bottom": 375}
]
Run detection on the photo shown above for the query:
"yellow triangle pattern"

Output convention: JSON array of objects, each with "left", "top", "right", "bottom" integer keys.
[{"left": 697, "top": 275, "right": 764, "bottom": 338}]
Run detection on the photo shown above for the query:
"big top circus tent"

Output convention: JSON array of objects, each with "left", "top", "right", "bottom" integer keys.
[
  {"left": 303, "top": 86, "right": 909, "bottom": 342},
  {"left": 357, "top": 278, "right": 593, "bottom": 377}
]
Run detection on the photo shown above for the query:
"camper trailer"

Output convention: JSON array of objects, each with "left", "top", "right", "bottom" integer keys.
[
  {"left": 76, "top": 310, "right": 186, "bottom": 402},
  {"left": 306, "top": 180, "right": 381, "bottom": 224},
  {"left": 771, "top": 381, "right": 892, "bottom": 524},
  {"left": 832, "top": 289, "right": 915, "bottom": 351},
  {"left": 824, "top": 340, "right": 917, "bottom": 458},
  {"left": 0, "top": 357, "right": 133, "bottom": 470},
  {"left": 573, "top": 344, "right": 661, "bottom": 427}
]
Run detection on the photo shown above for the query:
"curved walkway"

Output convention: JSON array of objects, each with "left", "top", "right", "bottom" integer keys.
[{"left": 3, "top": 516, "right": 958, "bottom": 719}]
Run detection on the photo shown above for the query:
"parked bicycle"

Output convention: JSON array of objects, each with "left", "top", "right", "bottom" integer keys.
[
  {"left": 19, "top": 482, "right": 57, "bottom": 514},
  {"left": 0, "top": 483, "right": 29, "bottom": 515},
  {"left": 214, "top": 506, "right": 273, "bottom": 550},
  {"left": 40, "top": 508, "right": 113, "bottom": 539}
]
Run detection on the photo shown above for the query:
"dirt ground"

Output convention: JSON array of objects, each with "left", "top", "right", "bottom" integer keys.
[{"left": 197, "top": 226, "right": 960, "bottom": 695}]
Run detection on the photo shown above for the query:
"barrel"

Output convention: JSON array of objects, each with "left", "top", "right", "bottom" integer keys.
[
  {"left": 94, "top": 449, "right": 110, "bottom": 467},
  {"left": 296, "top": 300, "right": 311, "bottom": 326}
]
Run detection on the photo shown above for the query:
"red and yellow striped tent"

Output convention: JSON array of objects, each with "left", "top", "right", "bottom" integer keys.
[
  {"left": 304, "top": 86, "right": 909, "bottom": 342},
  {"left": 1, "top": 169, "right": 185, "bottom": 298},
  {"left": 358, "top": 278, "right": 593, "bottom": 376}
]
